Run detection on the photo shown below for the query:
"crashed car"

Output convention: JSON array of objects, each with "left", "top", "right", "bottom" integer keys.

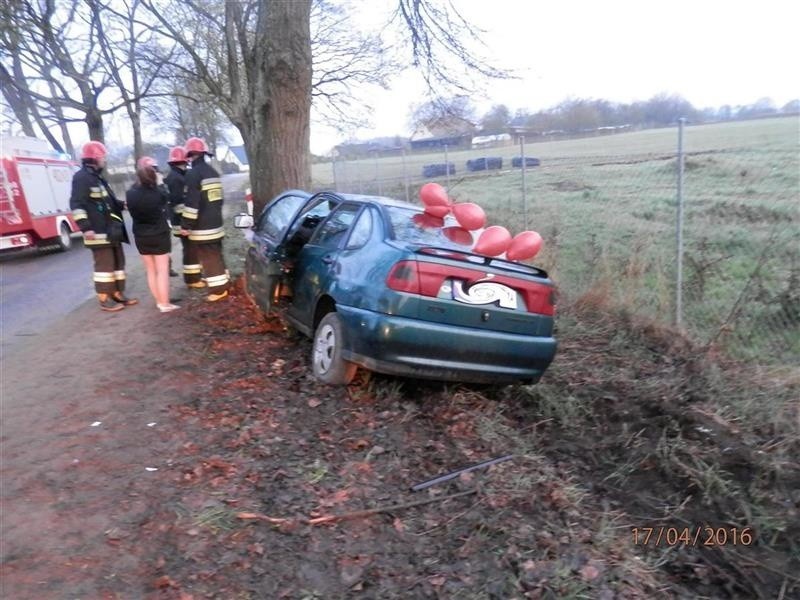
[{"left": 234, "top": 191, "right": 557, "bottom": 385}]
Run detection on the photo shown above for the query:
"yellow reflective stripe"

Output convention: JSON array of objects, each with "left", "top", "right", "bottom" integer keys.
[
  {"left": 173, "top": 203, "right": 185, "bottom": 213},
  {"left": 110, "top": 214, "right": 123, "bottom": 222},
  {"left": 89, "top": 192, "right": 103, "bottom": 198},
  {"left": 200, "top": 177, "right": 221, "bottom": 185},
  {"left": 183, "top": 264, "right": 202, "bottom": 274},
  {"left": 205, "top": 273, "right": 230, "bottom": 286},
  {"left": 93, "top": 272, "right": 116, "bottom": 282},
  {"left": 72, "top": 209, "right": 88, "bottom": 220},
  {"left": 201, "top": 183, "right": 223, "bottom": 191},
  {"left": 84, "top": 233, "right": 109, "bottom": 246},
  {"left": 189, "top": 228, "right": 225, "bottom": 241},
  {"left": 183, "top": 207, "right": 198, "bottom": 220}
]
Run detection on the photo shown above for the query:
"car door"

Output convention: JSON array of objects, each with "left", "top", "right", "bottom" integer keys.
[
  {"left": 245, "top": 192, "right": 309, "bottom": 313},
  {"left": 288, "top": 202, "right": 363, "bottom": 327}
]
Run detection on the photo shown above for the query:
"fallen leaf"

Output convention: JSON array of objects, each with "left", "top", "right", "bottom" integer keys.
[
  {"left": 308, "top": 398, "right": 322, "bottom": 408},
  {"left": 393, "top": 517, "right": 405, "bottom": 533},
  {"left": 580, "top": 564, "right": 600, "bottom": 581},
  {"left": 429, "top": 575, "right": 446, "bottom": 586},
  {"left": 153, "top": 575, "right": 175, "bottom": 589}
]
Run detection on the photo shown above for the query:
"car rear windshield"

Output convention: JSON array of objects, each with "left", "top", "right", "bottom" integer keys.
[{"left": 386, "top": 206, "right": 478, "bottom": 250}]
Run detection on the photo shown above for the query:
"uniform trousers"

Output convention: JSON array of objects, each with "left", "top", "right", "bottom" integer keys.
[
  {"left": 195, "top": 240, "right": 230, "bottom": 293},
  {"left": 179, "top": 234, "right": 202, "bottom": 284},
  {"left": 91, "top": 244, "right": 126, "bottom": 294}
]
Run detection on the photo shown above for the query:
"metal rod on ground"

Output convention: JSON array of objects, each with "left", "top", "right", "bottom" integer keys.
[
  {"left": 444, "top": 144, "right": 450, "bottom": 191},
  {"left": 675, "top": 117, "right": 686, "bottom": 328},
  {"left": 520, "top": 136, "right": 528, "bottom": 230},
  {"left": 410, "top": 454, "right": 514, "bottom": 492}
]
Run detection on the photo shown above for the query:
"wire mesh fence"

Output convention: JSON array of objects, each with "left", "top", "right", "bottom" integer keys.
[{"left": 313, "top": 116, "right": 800, "bottom": 365}]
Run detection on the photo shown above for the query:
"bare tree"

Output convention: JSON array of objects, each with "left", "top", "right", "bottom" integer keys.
[
  {"left": 139, "top": 0, "right": 312, "bottom": 214},
  {"left": 311, "top": 0, "right": 400, "bottom": 131},
  {"left": 0, "top": 0, "right": 115, "bottom": 144},
  {"left": 138, "top": 0, "right": 506, "bottom": 215},
  {"left": 88, "top": 0, "right": 174, "bottom": 160},
  {"left": 409, "top": 95, "right": 477, "bottom": 134}
]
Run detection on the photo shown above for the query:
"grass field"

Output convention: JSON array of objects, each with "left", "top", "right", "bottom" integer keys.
[{"left": 316, "top": 117, "right": 800, "bottom": 364}]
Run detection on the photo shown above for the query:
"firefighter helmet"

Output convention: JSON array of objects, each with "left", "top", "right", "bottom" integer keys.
[
  {"left": 81, "top": 141, "right": 107, "bottom": 161},
  {"left": 137, "top": 156, "right": 157, "bottom": 170},
  {"left": 184, "top": 137, "right": 209, "bottom": 156},
  {"left": 167, "top": 146, "right": 188, "bottom": 164}
]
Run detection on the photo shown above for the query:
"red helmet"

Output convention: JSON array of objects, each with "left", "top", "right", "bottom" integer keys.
[
  {"left": 136, "top": 156, "right": 157, "bottom": 170},
  {"left": 184, "top": 137, "right": 209, "bottom": 156},
  {"left": 168, "top": 146, "right": 188, "bottom": 164},
  {"left": 81, "top": 141, "right": 107, "bottom": 161}
]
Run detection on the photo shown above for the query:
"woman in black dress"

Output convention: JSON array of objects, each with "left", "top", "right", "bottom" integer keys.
[{"left": 126, "top": 157, "right": 178, "bottom": 312}]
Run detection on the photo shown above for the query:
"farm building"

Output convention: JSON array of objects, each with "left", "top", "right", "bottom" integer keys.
[{"left": 409, "top": 124, "right": 473, "bottom": 151}]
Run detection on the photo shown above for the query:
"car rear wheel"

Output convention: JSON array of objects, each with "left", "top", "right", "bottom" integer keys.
[{"left": 312, "top": 312, "right": 357, "bottom": 385}]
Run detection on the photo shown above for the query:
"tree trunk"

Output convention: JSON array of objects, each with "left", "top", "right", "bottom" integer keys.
[
  {"left": 130, "top": 109, "right": 143, "bottom": 161},
  {"left": 86, "top": 109, "right": 105, "bottom": 143},
  {"left": 246, "top": 0, "right": 313, "bottom": 217}
]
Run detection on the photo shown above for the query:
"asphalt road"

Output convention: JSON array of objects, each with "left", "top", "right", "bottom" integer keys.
[{"left": 0, "top": 173, "right": 249, "bottom": 358}]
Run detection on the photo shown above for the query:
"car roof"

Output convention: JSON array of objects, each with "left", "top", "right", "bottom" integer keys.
[{"left": 312, "top": 191, "right": 422, "bottom": 212}]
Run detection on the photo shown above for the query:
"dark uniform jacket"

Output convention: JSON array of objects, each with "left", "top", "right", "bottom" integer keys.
[
  {"left": 164, "top": 166, "right": 186, "bottom": 234},
  {"left": 70, "top": 164, "right": 129, "bottom": 247},
  {"left": 181, "top": 155, "right": 224, "bottom": 244},
  {"left": 125, "top": 184, "right": 170, "bottom": 238}
]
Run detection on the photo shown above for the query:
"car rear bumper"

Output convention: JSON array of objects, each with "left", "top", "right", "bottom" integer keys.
[{"left": 337, "top": 305, "right": 557, "bottom": 384}]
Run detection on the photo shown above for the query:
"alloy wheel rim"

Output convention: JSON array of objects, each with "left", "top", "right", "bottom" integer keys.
[{"left": 314, "top": 324, "right": 335, "bottom": 373}]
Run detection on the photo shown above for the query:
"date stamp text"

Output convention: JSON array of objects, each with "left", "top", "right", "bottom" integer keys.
[{"left": 631, "top": 526, "right": 754, "bottom": 547}]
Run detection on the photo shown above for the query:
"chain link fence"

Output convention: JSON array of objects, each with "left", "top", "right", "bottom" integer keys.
[{"left": 313, "top": 117, "right": 800, "bottom": 365}]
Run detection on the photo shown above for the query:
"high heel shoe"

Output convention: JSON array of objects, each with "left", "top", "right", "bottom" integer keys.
[{"left": 157, "top": 303, "right": 180, "bottom": 313}]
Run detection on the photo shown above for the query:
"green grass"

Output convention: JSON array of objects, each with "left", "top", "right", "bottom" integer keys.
[{"left": 316, "top": 117, "right": 800, "bottom": 364}]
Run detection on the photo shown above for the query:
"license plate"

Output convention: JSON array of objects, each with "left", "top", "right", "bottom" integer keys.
[{"left": 438, "top": 278, "right": 519, "bottom": 310}]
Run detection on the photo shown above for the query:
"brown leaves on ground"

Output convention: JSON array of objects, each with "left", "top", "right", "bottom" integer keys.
[{"left": 108, "top": 277, "right": 798, "bottom": 599}]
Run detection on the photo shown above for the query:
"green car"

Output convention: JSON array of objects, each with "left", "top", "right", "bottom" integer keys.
[{"left": 235, "top": 190, "right": 557, "bottom": 385}]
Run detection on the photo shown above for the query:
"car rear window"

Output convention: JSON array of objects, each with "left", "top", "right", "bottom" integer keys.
[{"left": 386, "top": 206, "right": 478, "bottom": 250}]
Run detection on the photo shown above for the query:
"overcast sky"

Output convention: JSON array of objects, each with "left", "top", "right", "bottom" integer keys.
[{"left": 306, "top": 0, "right": 800, "bottom": 153}]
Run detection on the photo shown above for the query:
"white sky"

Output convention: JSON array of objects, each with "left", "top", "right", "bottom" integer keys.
[{"left": 308, "top": 0, "right": 800, "bottom": 153}]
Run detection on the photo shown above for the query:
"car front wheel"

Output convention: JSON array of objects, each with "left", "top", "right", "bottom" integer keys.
[{"left": 312, "top": 312, "right": 357, "bottom": 385}]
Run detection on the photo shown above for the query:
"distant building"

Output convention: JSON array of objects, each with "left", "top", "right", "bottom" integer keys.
[
  {"left": 471, "top": 133, "right": 512, "bottom": 148},
  {"left": 334, "top": 136, "right": 408, "bottom": 159},
  {"left": 220, "top": 145, "right": 249, "bottom": 172},
  {"left": 409, "top": 124, "right": 473, "bottom": 151}
]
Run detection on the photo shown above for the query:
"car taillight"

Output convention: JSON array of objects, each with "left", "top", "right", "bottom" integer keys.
[{"left": 386, "top": 260, "right": 421, "bottom": 294}]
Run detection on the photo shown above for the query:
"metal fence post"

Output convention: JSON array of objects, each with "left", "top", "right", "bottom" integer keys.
[
  {"left": 374, "top": 152, "right": 381, "bottom": 195},
  {"left": 402, "top": 147, "right": 410, "bottom": 202},
  {"left": 675, "top": 117, "right": 686, "bottom": 328},
  {"left": 332, "top": 151, "right": 338, "bottom": 192},
  {"left": 444, "top": 144, "right": 450, "bottom": 191},
  {"left": 520, "top": 136, "right": 528, "bottom": 229}
]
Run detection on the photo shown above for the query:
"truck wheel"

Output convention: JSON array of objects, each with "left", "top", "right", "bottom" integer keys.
[
  {"left": 56, "top": 222, "right": 73, "bottom": 251},
  {"left": 312, "top": 312, "right": 357, "bottom": 385}
]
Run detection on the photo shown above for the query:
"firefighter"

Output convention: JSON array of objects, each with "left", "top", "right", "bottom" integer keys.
[
  {"left": 69, "top": 141, "right": 138, "bottom": 312},
  {"left": 180, "top": 137, "right": 230, "bottom": 301},
  {"left": 164, "top": 146, "right": 204, "bottom": 288}
]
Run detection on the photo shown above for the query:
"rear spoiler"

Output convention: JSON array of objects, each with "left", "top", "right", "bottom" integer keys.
[{"left": 415, "top": 246, "right": 549, "bottom": 279}]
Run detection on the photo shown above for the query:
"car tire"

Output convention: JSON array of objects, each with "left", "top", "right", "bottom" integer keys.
[{"left": 312, "top": 312, "right": 357, "bottom": 385}]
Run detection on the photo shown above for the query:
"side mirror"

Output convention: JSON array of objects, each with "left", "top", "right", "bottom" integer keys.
[{"left": 234, "top": 213, "right": 254, "bottom": 229}]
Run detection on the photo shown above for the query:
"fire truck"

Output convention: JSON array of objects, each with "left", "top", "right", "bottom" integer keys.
[{"left": 1, "top": 136, "right": 79, "bottom": 253}]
